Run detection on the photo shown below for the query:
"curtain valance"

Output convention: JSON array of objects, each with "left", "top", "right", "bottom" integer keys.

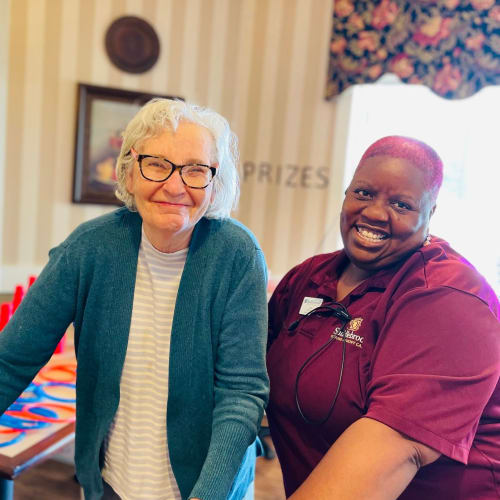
[{"left": 326, "top": 0, "right": 500, "bottom": 100}]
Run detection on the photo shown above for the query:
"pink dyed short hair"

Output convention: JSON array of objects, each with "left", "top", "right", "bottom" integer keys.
[{"left": 357, "top": 136, "right": 443, "bottom": 201}]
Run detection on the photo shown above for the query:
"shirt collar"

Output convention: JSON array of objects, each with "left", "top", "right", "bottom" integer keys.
[
  {"left": 309, "top": 250, "right": 403, "bottom": 300},
  {"left": 309, "top": 251, "right": 347, "bottom": 299},
  {"left": 349, "top": 266, "right": 398, "bottom": 297}
]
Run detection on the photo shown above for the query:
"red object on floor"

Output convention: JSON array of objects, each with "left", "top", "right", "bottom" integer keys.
[
  {"left": 12, "top": 285, "right": 25, "bottom": 312},
  {"left": 0, "top": 303, "right": 12, "bottom": 331}
]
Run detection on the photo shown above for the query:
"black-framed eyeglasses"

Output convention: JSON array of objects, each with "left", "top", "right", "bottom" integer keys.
[{"left": 132, "top": 151, "right": 217, "bottom": 189}]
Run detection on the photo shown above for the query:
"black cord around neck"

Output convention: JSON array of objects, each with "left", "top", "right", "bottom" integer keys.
[{"left": 292, "top": 303, "right": 350, "bottom": 425}]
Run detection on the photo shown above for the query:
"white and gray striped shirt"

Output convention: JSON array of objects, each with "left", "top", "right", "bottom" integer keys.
[{"left": 102, "top": 229, "right": 186, "bottom": 500}]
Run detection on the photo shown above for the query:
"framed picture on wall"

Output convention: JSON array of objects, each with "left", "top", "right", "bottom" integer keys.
[{"left": 73, "top": 83, "right": 182, "bottom": 205}]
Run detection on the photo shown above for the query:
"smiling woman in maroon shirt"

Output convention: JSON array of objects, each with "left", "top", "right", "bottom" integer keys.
[{"left": 267, "top": 136, "right": 500, "bottom": 500}]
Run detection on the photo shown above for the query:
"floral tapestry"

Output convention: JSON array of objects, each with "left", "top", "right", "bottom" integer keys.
[{"left": 326, "top": 0, "right": 500, "bottom": 100}]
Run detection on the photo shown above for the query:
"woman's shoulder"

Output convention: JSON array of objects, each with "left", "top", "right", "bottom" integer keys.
[
  {"left": 420, "top": 237, "right": 490, "bottom": 285},
  {"left": 401, "top": 236, "right": 499, "bottom": 313},
  {"left": 274, "top": 250, "right": 345, "bottom": 294},
  {"left": 60, "top": 207, "right": 140, "bottom": 249},
  {"left": 199, "top": 217, "right": 262, "bottom": 251}
]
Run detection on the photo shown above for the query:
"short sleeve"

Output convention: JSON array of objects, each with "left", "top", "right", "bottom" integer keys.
[{"left": 365, "top": 286, "right": 500, "bottom": 464}]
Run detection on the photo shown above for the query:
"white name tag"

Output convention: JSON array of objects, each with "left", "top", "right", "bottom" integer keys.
[{"left": 299, "top": 297, "right": 323, "bottom": 315}]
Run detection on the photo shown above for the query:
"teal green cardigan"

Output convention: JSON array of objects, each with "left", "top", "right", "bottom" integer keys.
[{"left": 0, "top": 208, "right": 269, "bottom": 500}]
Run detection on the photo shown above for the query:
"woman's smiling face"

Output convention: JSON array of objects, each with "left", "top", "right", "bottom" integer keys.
[
  {"left": 126, "top": 122, "right": 216, "bottom": 252},
  {"left": 340, "top": 155, "right": 435, "bottom": 273}
]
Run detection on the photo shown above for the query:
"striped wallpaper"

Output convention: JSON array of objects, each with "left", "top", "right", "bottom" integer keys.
[{"left": 1, "top": 0, "right": 349, "bottom": 291}]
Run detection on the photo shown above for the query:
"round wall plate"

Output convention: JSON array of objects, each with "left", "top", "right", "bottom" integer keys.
[{"left": 105, "top": 16, "right": 160, "bottom": 74}]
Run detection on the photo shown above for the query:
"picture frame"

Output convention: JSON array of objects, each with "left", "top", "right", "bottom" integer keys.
[{"left": 73, "top": 83, "right": 182, "bottom": 205}]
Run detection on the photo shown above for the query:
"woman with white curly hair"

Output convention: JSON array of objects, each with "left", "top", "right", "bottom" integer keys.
[{"left": 0, "top": 99, "right": 269, "bottom": 500}]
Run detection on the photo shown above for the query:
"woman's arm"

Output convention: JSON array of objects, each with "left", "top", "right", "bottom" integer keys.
[
  {"left": 290, "top": 417, "right": 440, "bottom": 500},
  {"left": 0, "top": 243, "right": 77, "bottom": 412}
]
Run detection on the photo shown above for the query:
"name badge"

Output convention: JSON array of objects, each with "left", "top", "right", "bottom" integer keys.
[{"left": 299, "top": 297, "right": 323, "bottom": 315}]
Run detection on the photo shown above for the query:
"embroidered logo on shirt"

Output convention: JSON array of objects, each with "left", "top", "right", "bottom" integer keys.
[
  {"left": 331, "top": 317, "right": 364, "bottom": 348},
  {"left": 348, "top": 317, "right": 363, "bottom": 331}
]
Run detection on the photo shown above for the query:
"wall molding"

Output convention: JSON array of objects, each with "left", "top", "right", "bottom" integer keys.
[{"left": 0, "top": 264, "right": 43, "bottom": 293}]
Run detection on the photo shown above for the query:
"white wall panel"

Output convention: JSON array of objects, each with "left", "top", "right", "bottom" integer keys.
[{"left": 1, "top": 0, "right": 341, "bottom": 291}]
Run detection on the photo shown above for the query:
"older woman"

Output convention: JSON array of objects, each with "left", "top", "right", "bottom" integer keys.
[
  {"left": 267, "top": 136, "right": 500, "bottom": 500},
  {"left": 0, "top": 99, "right": 269, "bottom": 500}
]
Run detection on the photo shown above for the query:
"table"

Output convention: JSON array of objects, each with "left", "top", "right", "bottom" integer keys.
[{"left": 0, "top": 352, "right": 76, "bottom": 500}]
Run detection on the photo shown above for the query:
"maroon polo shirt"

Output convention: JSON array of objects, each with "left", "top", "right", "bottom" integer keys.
[{"left": 267, "top": 237, "right": 500, "bottom": 499}]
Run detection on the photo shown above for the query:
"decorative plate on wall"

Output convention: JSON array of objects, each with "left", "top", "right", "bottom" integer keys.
[{"left": 105, "top": 16, "right": 160, "bottom": 74}]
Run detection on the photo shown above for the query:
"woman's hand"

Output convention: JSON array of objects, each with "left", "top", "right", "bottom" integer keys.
[{"left": 289, "top": 417, "right": 440, "bottom": 500}]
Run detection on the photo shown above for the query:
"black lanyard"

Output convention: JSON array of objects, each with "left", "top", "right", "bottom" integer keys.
[{"left": 289, "top": 302, "right": 351, "bottom": 425}]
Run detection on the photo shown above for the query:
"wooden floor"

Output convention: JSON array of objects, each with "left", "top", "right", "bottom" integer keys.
[{"left": 13, "top": 436, "right": 286, "bottom": 500}]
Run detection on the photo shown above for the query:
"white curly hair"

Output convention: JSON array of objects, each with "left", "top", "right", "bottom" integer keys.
[{"left": 115, "top": 98, "right": 240, "bottom": 218}]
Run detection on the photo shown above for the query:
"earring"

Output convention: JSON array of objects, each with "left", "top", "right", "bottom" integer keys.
[{"left": 423, "top": 234, "right": 431, "bottom": 246}]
